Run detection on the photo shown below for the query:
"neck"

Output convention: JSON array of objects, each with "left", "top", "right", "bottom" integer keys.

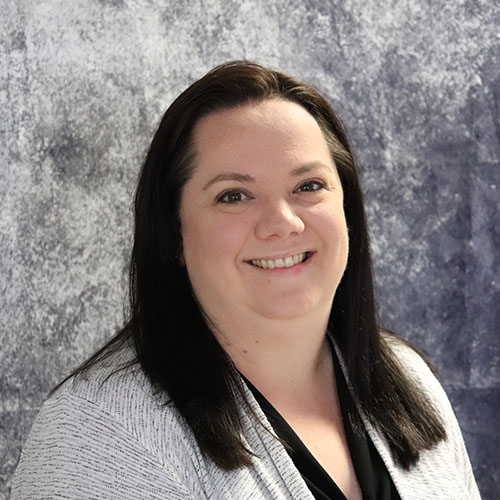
[{"left": 210, "top": 308, "right": 332, "bottom": 400}]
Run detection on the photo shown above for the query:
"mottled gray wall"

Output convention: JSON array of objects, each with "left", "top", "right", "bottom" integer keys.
[{"left": 1, "top": 0, "right": 499, "bottom": 498}]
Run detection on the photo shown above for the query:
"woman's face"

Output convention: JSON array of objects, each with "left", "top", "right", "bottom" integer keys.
[{"left": 179, "top": 99, "right": 348, "bottom": 328}]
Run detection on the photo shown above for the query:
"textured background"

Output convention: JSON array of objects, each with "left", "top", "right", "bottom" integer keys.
[{"left": 1, "top": 0, "right": 499, "bottom": 498}]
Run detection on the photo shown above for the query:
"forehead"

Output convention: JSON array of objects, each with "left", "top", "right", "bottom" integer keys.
[{"left": 191, "top": 99, "right": 332, "bottom": 168}]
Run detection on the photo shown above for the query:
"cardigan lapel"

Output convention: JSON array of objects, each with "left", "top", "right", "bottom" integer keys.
[
  {"left": 237, "top": 382, "right": 316, "bottom": 499},
  {"left": 330, "top": 335, "right": 477, "bottom": 500}
]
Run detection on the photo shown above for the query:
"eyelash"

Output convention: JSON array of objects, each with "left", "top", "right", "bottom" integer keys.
[
  {"left": 295, "top": 179, "right": 326, "bottom": 193},
  {"left": 216, "top": 189, "right": 253, "bottom": 204},
  {"left": 215, "top": 180, "right": 326, "bottom": 205}
]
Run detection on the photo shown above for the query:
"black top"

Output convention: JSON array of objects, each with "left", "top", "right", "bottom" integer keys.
[{"left": 244, "top": 349, "right": 402, "bottom": 500}]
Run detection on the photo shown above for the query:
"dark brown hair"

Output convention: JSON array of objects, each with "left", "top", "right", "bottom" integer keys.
[{"left": 72, "top": 61, "right": 446, "bottom": 471}]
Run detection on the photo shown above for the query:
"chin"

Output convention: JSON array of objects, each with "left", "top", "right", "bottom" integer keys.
[{"left": 249, "top": 291, "right": 327, "bottom": 320}]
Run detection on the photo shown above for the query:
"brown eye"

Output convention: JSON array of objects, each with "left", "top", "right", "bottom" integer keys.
[
  {"left": 216, "top": 189, "right": 251, "bottom": 204},
  {"left": 296, "top": 180, "right": 325, "bottom": 192}
]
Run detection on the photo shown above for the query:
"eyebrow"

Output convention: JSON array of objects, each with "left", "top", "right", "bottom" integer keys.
[
  {"left": 201, "top": 161, "right": 333, "bottom": 191},
  {"left": 290, "top": 161, "right": 333, "bottom": 176},
  {"left": 202, "top": 172, "right": 255, "bottom": 191}
]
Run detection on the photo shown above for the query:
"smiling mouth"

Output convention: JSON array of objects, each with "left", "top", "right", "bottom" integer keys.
[{"left": 248, "top": 251, "right": 313, "bottom": 269}]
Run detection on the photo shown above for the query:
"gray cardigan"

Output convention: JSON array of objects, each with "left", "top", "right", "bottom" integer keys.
[{"left": 11, "top": 338, "right": 481, "bottom": 499}]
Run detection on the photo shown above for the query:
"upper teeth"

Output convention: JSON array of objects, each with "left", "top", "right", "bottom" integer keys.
[{"left": 250, "top": 253, "right": 306, "bottom": 269}]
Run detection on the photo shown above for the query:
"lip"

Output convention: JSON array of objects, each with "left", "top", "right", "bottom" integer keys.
[
  {"left": 245, "top": 251, "right": 315, "bottom": 272},
  {"left": 245, "top": 250, "right": 314, "bottom": 262}
]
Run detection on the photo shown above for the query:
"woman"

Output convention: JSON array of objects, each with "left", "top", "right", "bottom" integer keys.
[{"left": 12, "top": 61, "right": 480, "bottom": 499}]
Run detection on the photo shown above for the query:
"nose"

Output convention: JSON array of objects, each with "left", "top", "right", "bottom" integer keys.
[{"left": 255, "top": 199, "right": 305, "bottom": 240}]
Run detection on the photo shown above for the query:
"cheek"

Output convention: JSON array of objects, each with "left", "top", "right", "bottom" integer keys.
[
  {"left": 313, "top": 202, "right": 348, "bottom": 237},
  {"left": 315, "top": 205, "right": 349, "bottom": 267},
  {"left": 181, "top": 212, "right": 251, "bottom": 265},
  {"left": 211, "top": 219, "right": 250, "bottom": 255}
]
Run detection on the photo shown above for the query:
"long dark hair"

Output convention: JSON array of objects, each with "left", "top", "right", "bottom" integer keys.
[{"left": 73, "top": 61, "right": 445, "bottom": 470}]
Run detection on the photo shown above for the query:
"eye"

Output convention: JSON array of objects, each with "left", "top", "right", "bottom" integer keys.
[
  {"left": 216, "top": 189, "right": 252, "bottom": 204},
  {"left": 295, "top": 180, "right": 325, "bottom": 193}
]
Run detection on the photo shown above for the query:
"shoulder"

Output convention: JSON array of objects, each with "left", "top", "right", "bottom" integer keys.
[
  {"left": 53, "top": 341, "right": 200, "bottom": 462},
  {"left": 377, "top": 333, "right": 481, "bottom": 499},
  {"left": 52, "top": 341, "right": 179, "bottom": 444},
  {"left": 11, "top": 342, "right": 205, "bottom": 499},
  {"left": 382, "top": 333, "right": 459, "bottom": 420},
  {"left": 379, "top": 333, "right": 461, "bottom": 447},
  {"left": 383, "top": 333, "right": 445, "bottom": 390}
]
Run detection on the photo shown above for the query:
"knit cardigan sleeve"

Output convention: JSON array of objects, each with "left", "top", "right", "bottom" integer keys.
[{"left": 10, "top": 391, "right": 194, "bottom": 500}]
